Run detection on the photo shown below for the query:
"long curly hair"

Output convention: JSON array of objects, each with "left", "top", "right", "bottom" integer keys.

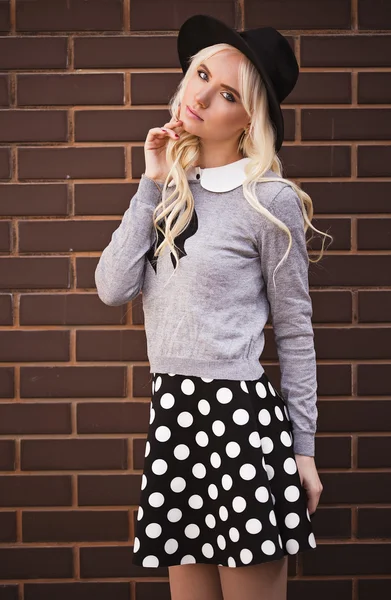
[{"left": 149, "top": 43, "right": 332, "bottom": 292}]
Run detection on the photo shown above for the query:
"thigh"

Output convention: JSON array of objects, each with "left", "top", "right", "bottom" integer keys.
[
  {"left": 218, "top": 555, "right": 288, "bottom": 600},
  {"left": 169, "top": 563, "right": 224, "bottom": 600}
]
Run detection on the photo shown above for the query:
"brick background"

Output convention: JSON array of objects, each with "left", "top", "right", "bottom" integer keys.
[{"left": 0, "top": 0, "right": 390, "bottom": 598}]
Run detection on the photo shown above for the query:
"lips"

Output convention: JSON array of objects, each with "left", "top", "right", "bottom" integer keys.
[{"left": 187, "top": 105, "right": 203, "bottom": 120}]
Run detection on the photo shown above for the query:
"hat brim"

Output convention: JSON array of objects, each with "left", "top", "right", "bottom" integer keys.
[{"left": 177, "top": 14, "right": 284, "bottom": 152}]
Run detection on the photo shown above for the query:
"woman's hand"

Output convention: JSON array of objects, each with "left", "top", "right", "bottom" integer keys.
[
  {"left": 144, "top": 114, "right": 184, "bottom": 183},
  {"left": 295, "top": 454, "right": 323, "bottom": 516}
]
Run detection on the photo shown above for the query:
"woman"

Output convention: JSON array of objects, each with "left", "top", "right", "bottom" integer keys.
[{"left": 95, "top": 14, "right": 330, "bottom": 600}]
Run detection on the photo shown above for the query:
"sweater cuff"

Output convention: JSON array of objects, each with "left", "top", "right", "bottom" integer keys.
[
  {"left": 293, "top": 431, "right": 315, "bottom": 457},
  {"left": 136, "top": 174, "right": 164, "bottom": 207}
]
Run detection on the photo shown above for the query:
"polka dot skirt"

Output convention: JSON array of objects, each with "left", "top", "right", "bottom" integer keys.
[{"left": 132, "top": 371, "right": 317, "bottom": 568}]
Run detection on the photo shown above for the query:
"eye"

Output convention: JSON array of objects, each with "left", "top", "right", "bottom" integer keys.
[{"left": 196, "top": 69, "right": 236, "bottom": 103}]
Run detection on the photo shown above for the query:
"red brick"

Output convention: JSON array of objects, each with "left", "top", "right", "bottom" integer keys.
[
  {"left": 74, "top": 183, "right": 137, "bottom": 215},
  {"left": 357, "top": 218, "right": 391, "bottom": 250},
  {"left": 358, "top": 0, "right": 391, "bottom": 30},
  {"left": 301, "top": 35, "right": 391, "bottom": 67},
  {"left": 358, "top": 291, "right": 391, "bottom": 322},
  {"left": 76, "top": 329, "right": 147, "bottom": 361},
  {"left": 18, "top": 147, "right": 125, "bottom": 180},
  {"left": 21, "top": 439, "right": 128, "bottom": 470},
  {"left": 19, "top": 220, "right": 119, "bottom": 252},
  {"left": 16, "top": 0, "right": 123, "bottom": 32},
  {"left": 0, "top": 547, "right": 73, "bottom": 579},
  {"left": 0, "top": 475, "right": 72, "bottom": 507},
  {"left": 358, "top": 145, "right": 391, "bottom": 176},
  {"left": 130, "top": 0, "right": 235, "bottom": 31},
  {"left": 0, "top": 221, "right": 11, "bottom": 252},
  {"left": 17, "top": 73, "right": 125, "bottom": 106},
  {"left": 0, "top": 147, "right": 11, "bottom": 179},
  {"left": 74, "top": 36, "right": 177, "bottom": 69},
  {"left": 78, "top": 474, "right": 142, "bottom": 506},
  {"left": 0, "top": 294, "right": 12, "bottom": 325},
  {"left": 0, "top": 404, "right": 71, "bottom": 434},
  {"left": 0, "top": 511, "right": 16, "bottom": 542},
  {"left": 0, "top": 74, "right": 9, "bottom": 105},
  {"left": 0, "top": 37, "right": 67, "bottom": 69},
  {"left": 75, "top": 108, "right": 169, "bottom": 142},
  {"left": 0, "top": 440, "right": 15, "bottom": 470},
  {"left": 289, "top": 72, "right": 351, "bottom": 104},
  {"left": 0, "top": 184, "right": 68, "bottom": 216},
  {"left": 0, "top": 0, "right": 10, "bottom": 32},
  {"left": 77, "top": 402, "right": 149, "bottom": 434},
  {"left": 0, "top": 257, "right": 69, "bottom": 290},
  {"left": 0, "top": 331, "right": 69, "bottom": 362},
  {"left": 301, "top": 108, "right": 391, "bottom": 141},
  {"left": 245, "top": 0, "right": 351, "bottom": 29},
  {"left": 358, "top": 73, "right": 391, "bottom": 103},
  {"left": 0, "top": 110, "right": 67, "bottom": 142},
  {"left": 0, "top": 368, "right": 14, "bottom": 398}
]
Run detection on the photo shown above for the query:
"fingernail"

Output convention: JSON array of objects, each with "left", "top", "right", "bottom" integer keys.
[
  {"left": 161, "top": 128, "right": 167, "bottom": 132},
  {"left": 175, "top": 133, "right": 179, "bottom": 138}
]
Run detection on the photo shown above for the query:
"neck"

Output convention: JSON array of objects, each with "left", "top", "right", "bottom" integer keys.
[{"left": 196, "top": 144, "right": 245, "bottom": 169}]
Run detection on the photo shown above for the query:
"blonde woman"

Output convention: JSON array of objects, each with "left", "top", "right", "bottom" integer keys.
[{"left": 95, "top": 14, "right": 329, "bottom": 600}]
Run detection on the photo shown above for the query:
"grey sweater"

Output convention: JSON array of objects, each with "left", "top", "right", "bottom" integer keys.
[{"left": 95, "top": 169, "right": 318, "bottom": 456}]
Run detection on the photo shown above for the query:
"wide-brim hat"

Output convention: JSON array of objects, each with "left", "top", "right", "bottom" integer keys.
[{"left": 177, "top": 14, "right": 299, "bottom": 153}]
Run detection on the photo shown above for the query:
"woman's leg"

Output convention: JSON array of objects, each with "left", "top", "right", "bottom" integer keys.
[
  {"left": 218, "top": 555, "right": 288, "bottom": 600},
  {"left": 169, "top": 563, "right": 224, "bottom": 600}
]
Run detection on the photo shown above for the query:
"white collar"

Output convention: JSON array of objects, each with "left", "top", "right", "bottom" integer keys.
[{"left": 167, "top": 157, "right": 252, "bottom": 192}]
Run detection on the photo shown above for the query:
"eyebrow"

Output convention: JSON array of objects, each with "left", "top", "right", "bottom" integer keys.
[{"left": 199, "top": 63, "right": 241, "bottom": 100}]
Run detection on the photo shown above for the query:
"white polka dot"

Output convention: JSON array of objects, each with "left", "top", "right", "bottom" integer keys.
[
  {"left": 212, "top": 420, "right": 225, "bottom": 436},
  {"left": 261, "top": 540, "right": 276, "bottom": 555},
  {"left": 149, "top": 407, "right": 155, "bottom": 425},
  {"left": 284, "top": 457, "right": 297, "bottom": 475},
  {"left": 205, "top": 514, "right": 216, "bottom": 528},
  {"left": 217, "top": 535, "right": 226, "bottom": 550},
  {"left": 284, "top": 485, "right": 300, "bottom": 502},
  {"left": 177, "top": 411, "right": 193, "bottom": 427},
  {"left": 173, "top": 444, "right": 190, "bottom": 460},
  {"left": 226, "top": 441, "right": 241, "bottom": 458},
  {"left": 155, "top": 425, "right": 171, "bottom": 442},
  {"left": 181, "top": 555, "right": 196, "bottom": 564},
  {"left": 239, "top": 463, "right": 257, "bottom": 480},
  {"left": 164, "top": 538, "right": 178, "bottom": 554},
  {"left": 281, "top": 430, "right": 292, "bottom": 447},
  {"left": 222, "top": 474, "right": 233, "bottom": 491},
  {"left": 210, "top": 452, "right": 221, "bottom": 468},
  {"left": 219, "top": 506, "right": 229, "bottom": 521},
  {"left": 245, "top": 518, "right": 262, "bottom": 534},
  {"left": 258, "top": 408, "right": 271, "bottom": 426},
  {"left": 268, "top": 382, "right": 277, "bottom": 396},
  {"left": 240, "top": 381, "right": 249, "bottom": 393},
  {"left": 306, "top": 508, "right": 311, "bottom": 521},
  {"left": 195, "top": 431, "right": 209, "bottom": 447},
  {"left": 171, "top": 477, "right": 186, "bottom": 493},
  {"left": 167, "top": 508, "right": 182, "bottom": 522},
  {"left": 261, "top": 436, "right": 274, "bottom": 454},
  {"left": 141, "top": 474, "right": 147, "bottom": 490},
  {"left": 192, "top": 463, "right": 207, "bottom": 478},
  {"left": 309, "top": 532, "right": 317, "bottom": 548},
  {"left": 152, "top": 458, "right": 168, "bottom": 475},
  {"left": 240, "top": 548, "right": 253, "bottom": 564},
  {"left": 274, "top": 405, "right": 284, "bottom": 421},
  {"left": 202, "top": 543, "right": 214, "bottom": 558},
  {"left": 188, "top": 494, "right": 203, "bottom": 509},
  {"left": 145, "top": 523, "right": 162, "bottom": 538},
  {"left": 160, "top": 392, "right": 175, "bottom": 409},
  {"left": 144, "top": 441, "right": 150, "bottom": 457},
  {"left": 143, "top": 555, "right": 159, "bottom": 567},
  {"left": 285, "top": 512, "right": 300, "bottom": 528},
  {"left": 255, "top": 382, "right": 267, "bottom": 398},
  {"left": 133, "top": 536, "right": 140, "bottom": 552},
  {"left": 148, "top": 492, "right": 164, "bottom": 508},
  {"left": 229, "top": 527, "right": 240, "bottom": 542},
  {"left": 154, "top": 376, "right": 162, "bottom": 391},
  {"left": 249, "top": 431, "right": 261, "bottom": 448},
  {"left": 198, "top": 399, "right": 211, "bottom": 415},
  {"left": 264, "top": 463, "right": 275, "bottom": 480},
  {"left": 255, "top": 486, "right": 269, "bottom": 503},
  {"left": 216, "top": 387, "right": 233, "bottom": 404},
  {"left": 278, "top": 534, "right": 283, "bottom": 549},
  {"left": 232, "top": 496, "right": 246, "bottom": 512},
  {"left": 233, "top": 409, "right": 250, "bottom": 425},
  {"left": 137, "top": 506, "right": 143, "bottom": 520},
  {"left": 269, "top": 509, "right": 277, "bottom": 526},
  {"left": 181, "top": 379, "right": 195, "bottom": 395},
  {"left": 228, "top": 556, "right": 236, "bottom": 567},
  {"left": 201, "top": 377, "right": 214, "bottom": 382},
  {"left": 286, "top": 539, "right": 300, "bottom": 554},
  {"left": 208, "top": 484, "right": 218, "bottom": 500},
  {"left": 184, "top": 524, "right": 200, "bottom": 539}
]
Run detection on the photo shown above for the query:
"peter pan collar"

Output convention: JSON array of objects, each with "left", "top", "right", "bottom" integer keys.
[{"left": 167, "top": 156, "right": 252, "bottom": 193}]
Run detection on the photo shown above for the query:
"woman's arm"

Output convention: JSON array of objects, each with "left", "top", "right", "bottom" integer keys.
[
  {"left": 94, "top": 174, "right": 162, "bottom": 306},
  {"left": 257, "top": 184, "right": 318, "bottom": 457}
]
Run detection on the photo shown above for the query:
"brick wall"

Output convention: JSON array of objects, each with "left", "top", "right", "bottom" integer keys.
[{"left": 0, "top": 1, "right": 391, "bottom": 598}]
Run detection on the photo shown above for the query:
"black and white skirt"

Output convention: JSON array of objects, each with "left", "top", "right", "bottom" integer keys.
[{"left": 132, "top": 370, "right": 317, "bottom": 568}]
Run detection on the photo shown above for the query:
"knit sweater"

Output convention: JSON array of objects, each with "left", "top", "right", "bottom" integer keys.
[{"left": 95, "top": 159, "right": 318, "bottom": 456}]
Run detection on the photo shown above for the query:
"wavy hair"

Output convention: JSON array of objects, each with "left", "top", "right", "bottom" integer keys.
[{"left": 149, "top": 43, "right": 332, "bottom": 292}]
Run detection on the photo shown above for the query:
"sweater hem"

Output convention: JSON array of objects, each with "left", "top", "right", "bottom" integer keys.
[{"left": 149, "top": 357, "right": 265, "bottom": 381}]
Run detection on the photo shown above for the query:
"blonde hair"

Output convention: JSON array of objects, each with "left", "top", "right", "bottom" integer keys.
[{"left": 150, "top": 43, "right": 332, "bottom": 293}]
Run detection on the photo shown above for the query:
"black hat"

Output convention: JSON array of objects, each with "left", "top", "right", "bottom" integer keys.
[{"left": 177, "top": 14, "right": 299, "bottom": 153}]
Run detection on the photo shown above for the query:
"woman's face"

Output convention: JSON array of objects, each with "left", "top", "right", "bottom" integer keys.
[{"left": 179, "top": 50, "right": 250, "bottom": 144}]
